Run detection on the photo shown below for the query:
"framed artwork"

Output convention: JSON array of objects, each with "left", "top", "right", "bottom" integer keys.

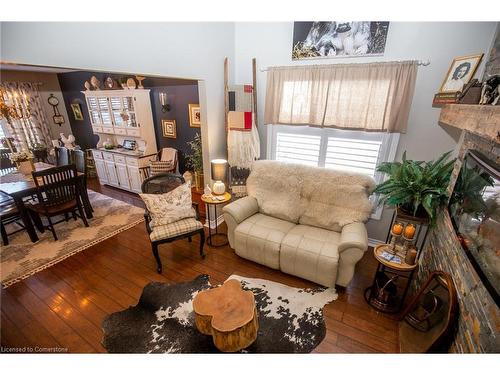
[
  {"left": 162, "top": 119, "right": 177, "bottom": 139},
  {"left": 292, "top": 22, "right": 390, "bottom": 60},
  {"left": 188, "top": 103, "right": 201, "bottom": 128},
  {"left": 71, "top": 103, "right": 84, "bottom": 121},
  {"left": 439, "top": 54, "right": 484, "bottom": 93}
]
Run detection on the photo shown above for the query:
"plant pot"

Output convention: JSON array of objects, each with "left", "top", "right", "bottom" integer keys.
[
  {"left": 194, "top": 171, "right": 204, "bottom": 190},
  {"left": 17, "top": 159, "right": 35, "bottom": 175},
  {"left": 398, "top": 204, "right": 430, "bottom": 221}
]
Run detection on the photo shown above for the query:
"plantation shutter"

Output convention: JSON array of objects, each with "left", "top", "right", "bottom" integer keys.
[
  {"left": 275, "top": 132, "right": 321, "bottom": 166},
  {"left": 324, "top": 136, "right": 382, "bottom": 177}
]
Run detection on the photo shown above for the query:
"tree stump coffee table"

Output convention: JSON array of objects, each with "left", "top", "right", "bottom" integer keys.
[{"left": 193, "top": 279, "right": 258, "bottom": 352}]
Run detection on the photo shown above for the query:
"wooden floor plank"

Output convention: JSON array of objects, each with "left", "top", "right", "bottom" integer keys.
[{"left": 0, "top": 178, "right": 400, "bottom": 353}]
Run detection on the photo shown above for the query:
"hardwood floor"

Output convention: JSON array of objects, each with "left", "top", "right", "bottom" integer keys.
[{"left": 0, "top": 178, "right": 399, "bottom": 353}]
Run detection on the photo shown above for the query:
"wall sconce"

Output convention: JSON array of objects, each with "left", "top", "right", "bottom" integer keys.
[{"left": 159, "top": 91, "right": 171, "bottom": 112}]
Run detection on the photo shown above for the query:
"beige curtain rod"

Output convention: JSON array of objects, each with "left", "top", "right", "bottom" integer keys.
[{"left": 259, "top": 59, "right": 430, "bottom": 72}]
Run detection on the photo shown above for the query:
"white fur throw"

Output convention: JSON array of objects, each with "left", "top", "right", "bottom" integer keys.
[{"left": 246, "top": 160, "right": 375, "bottom": 230}]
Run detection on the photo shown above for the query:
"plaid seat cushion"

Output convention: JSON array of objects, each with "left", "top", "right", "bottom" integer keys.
[
  {"left": 150, "top": 217, "right": 203, "bottom": 242},
  {"left": 150, "top": 160, "right": 174, "bottom": 175}
]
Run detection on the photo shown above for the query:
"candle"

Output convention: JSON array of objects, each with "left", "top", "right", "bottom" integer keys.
[
  {"left": 405, "top": 247, "right": 418, "bottom": 265},
  {"left": 392, "top": 222, "right": 403, "bottom": 235},
  {"left": 404, "top": 224, "right": 416, "bottom": 239}
]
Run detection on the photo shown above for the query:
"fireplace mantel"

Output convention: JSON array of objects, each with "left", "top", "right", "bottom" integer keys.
[{"left": 439, "top": 104, "right": 500, "bottom": 142}]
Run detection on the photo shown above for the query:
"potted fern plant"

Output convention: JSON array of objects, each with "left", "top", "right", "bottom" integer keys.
[
  {"left": 186, "top": 133, "right": 204, "bottom": 189},
  {"left": 373, "top": 151, "right": 456, "bottom": 226}
]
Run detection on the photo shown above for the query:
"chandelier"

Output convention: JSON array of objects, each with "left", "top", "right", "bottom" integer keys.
[{"left": 0, "top": 88, "right": 31, "bottom": 124}]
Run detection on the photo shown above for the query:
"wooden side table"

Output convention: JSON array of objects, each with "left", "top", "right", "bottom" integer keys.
[
  {"left": 201, "top": 192, "right": 231, "bottom": 247},
  {"left": 364, "top": 244, "right": 418, "bottom": 314}
]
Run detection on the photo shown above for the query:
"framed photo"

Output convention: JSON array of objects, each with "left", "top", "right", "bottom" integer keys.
[
  {"left": 439, "top": 54, "right": 484, "bottom": 93},
  {"left": 71, "top": 103, "right": 84, "bottom": 121},
  {"left": 292, "top": 22, "right": 390, "bottom": 60},
  {"left": 188, "top": 104, "right": 201, "bottom": 128},
  {"left": 162, "top": 119, "right": 177, "bottom": 139}
]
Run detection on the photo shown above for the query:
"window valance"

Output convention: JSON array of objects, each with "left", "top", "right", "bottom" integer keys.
[{"left": 264, "top": 61, "right": 418, "bottom": 133}]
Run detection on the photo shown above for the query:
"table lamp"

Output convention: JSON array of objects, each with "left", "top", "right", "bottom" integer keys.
[{"left": 211, "top": 159, "right": 227, "bottom": 195}]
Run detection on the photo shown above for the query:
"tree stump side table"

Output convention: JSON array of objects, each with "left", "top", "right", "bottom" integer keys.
[{"left": 193, "top": 279, "right": 258, "bottom": 352}]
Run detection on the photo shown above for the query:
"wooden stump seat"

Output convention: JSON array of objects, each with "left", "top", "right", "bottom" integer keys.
[{"left": 193, "top": 279, "right": 258, "bottom": 352}]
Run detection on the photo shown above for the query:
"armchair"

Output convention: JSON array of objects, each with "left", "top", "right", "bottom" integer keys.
[
  {"left": 139, "top": 147, "right": 178, "bottom": 180},
  {"left": 141, "top": 173, "right": 205, "bottom": 273}
]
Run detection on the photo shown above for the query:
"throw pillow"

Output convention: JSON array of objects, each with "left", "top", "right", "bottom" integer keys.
[
  {"left": 150, "top": 160, "right": 173, "bottom": 176},
  {"left": 139, "top": 182, "right": 196, "bottom": 228}
]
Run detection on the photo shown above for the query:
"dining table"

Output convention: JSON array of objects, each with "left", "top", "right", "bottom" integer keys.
[{"left": 0, "top": 162, "right": 93, "bottom": 243}]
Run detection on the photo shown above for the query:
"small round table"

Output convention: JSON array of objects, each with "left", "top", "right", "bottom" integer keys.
[
  {"left": 364, "top": 244, "right": 418, "bottom": 314},
  {"left": 201, "top": 192, "right": 231, "bottom": 247}
]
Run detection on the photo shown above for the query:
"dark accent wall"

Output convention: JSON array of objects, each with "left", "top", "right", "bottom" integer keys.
[
  {"left": 413, "top": 132, "right": 500, "bottom": 353},
  {"left": 57, "top": 71, "right": 199, "bottom": 172},
  {"left": 149, "top": 85, "right": 200, "bottom": 174}
]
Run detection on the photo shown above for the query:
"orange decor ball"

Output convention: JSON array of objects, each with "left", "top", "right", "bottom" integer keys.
[
  {"left": 404, "top": 224, "right": 416, "bottom": 239},
  {"left": 392, "top": 222, "right": 403, "bottom": 235}
]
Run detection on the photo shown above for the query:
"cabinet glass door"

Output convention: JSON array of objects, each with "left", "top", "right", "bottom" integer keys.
[
  {"left": 87, "top": 97, "right": 101, "bottom": 125},
  {"left": 110, "top": 97, "right": 125, "bottom": 127},
  {"left": 97, "top": 97, "right": 112, "bottom": 126},
  {"left": 109, "top": 96, "right": 137, "bottom": 128}
]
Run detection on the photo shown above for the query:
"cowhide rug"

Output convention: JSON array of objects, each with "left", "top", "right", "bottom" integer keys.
[{"left": 101, "top": 274, "right": 337, "bottom": 353}]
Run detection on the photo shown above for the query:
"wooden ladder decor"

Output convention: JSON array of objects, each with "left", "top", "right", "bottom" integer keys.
[{"left": 224, "top": 57, "right": 259, "bottom": 197}]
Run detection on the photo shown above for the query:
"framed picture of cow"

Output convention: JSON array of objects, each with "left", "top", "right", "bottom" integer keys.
[{"left": 292, "top": 22, "right": 390, "bottom": 60}]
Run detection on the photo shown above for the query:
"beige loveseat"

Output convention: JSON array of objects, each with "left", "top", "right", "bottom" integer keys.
[{"left": 222, "top": 160, "right": 375, "bottom": 288}]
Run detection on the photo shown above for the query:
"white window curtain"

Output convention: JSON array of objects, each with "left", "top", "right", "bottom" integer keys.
[
  {"left": 264, "top": 61, "right": 418, "bottom": 133},
  {"left": 0, "top": 82, "right": 52, "bottom": 151}
]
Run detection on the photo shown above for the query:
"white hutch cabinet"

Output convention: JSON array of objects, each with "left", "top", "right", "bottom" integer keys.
[{"left": 83, "top": 89, "right": 158, "bottom": 193}]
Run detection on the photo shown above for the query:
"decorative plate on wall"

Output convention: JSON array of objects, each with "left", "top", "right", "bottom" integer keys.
[
  {"left": 126, "top": 78, "right": 136, "bottom": 89},
  {"left": 90, "top": 76, "right": 101, "bottom": 90}
]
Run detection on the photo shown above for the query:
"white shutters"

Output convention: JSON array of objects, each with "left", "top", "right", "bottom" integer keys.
[
  {"left": 324, "top": 137, "right": 382, "bottom": 177},
  {"left": 275, "top": 132, "right": 321, "bottom": 167}
]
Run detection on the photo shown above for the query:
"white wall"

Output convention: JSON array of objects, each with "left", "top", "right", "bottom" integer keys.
[
  {"left": 1, "top": 70, "right": 72, "bottom": 139},
  {"left": 234, "top": 22, "right": 498, "bottom": 241},
  {"left": 0, "top": 22, "right": 235, "bottom": 179},
  {"left": 2, "top": 21, "right": 497, "bottom": 241}
]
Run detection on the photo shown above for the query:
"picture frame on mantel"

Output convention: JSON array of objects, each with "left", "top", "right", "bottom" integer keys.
[
  {"left": 439, "top": 53, "right": 483, "bottom": 93},
  {"left": 188, "top": 103, "right": 201, "bottom": 128},
  {"left": 162, "top": 119, "right": 177, "bottom": 139}
]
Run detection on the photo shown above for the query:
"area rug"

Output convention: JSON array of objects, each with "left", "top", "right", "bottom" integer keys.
[
  {"left": 101, "top": 274, "right": 337, "bottom": 353},
  {"left": 1, "top": 190, "right": 144, "bottom": 288}
]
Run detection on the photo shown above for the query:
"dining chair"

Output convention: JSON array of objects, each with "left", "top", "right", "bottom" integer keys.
[
  {"left": 0, "top": 149, "right": 16, "bottom": 176},
  {"left": 55, "top": 146, "right": 70, "bottom": 166},
  {"left": 69, "top": 149, "right": 93, "bottom": 214},
  {"left": 0, "top": 191, "right": 25, "bottom": 245},
  {"left": 27, "top": 164, "right": 89, "bottom": 241},
  {"left": 141, "top": 173, "right": 205, "bottom": 273}
]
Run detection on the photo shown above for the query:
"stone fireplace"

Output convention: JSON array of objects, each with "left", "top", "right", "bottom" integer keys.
[{"left": 413, "top": 105, "right": 500, "bottom": 353}]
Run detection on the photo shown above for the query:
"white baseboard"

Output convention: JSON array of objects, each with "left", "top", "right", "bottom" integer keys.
[
  {"left": 368, "top": 237, "right": 385, "bottom": 247},
  {"left": 204, "top": 215, "right": 224, "bottom": 228}
]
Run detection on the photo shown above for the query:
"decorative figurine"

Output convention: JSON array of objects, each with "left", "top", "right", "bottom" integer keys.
[
  {"left": 136, "top": 76, "right": 145, "bottom": 89},
  {"left": 60, "top": 133, "right": 76, "bottom": 150},
  {"left": 204, "top": 184, "right": 212, "bottom": 197}
]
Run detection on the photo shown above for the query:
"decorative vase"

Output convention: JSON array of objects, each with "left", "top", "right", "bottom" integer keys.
[
  {"left": 194, "top": 171, "right": 204, "bottom": 190},
  {"left": 17, "top": 159, "right": 34, "bottom": 175}
]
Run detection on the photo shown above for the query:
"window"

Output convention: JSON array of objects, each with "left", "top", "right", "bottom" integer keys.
[{"left": 268, "top": 125, "right": 399, "bottom": 219}]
